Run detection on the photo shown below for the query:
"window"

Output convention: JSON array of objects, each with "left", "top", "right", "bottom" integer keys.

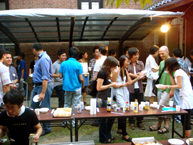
[
  {"left": 78, "top": 0, "right": 103, "bottom": 9},
  {"left": 0, "top": 0, "right": 9, "bottom": 10}
]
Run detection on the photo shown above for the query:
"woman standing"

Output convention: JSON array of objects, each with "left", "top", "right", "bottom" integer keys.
[
  {"left": 78, "top": 51, "right": 88, "bottom": 105},
  {"left": 160, "top": 57, "right": 193, "bottom": 138},
  {"left": 112, "top": 55, "right": 143, "bottom": 142},
  {"left": 96, "top": 56, "right": 120, "bottom": 143},
  {"left": 144, "top": 45, "right": 159, "bottom": 104}
]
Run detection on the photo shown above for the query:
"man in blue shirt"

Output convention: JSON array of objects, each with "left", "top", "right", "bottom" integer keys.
[
  {"left": 59, "top": 47, "right": 84, "bottom": 110},
  {"left": 31, "top": 42, "right": 53, "bottom": 136},
  {"left": 18, "top": 53, "right": 27, "bottom": 80}
]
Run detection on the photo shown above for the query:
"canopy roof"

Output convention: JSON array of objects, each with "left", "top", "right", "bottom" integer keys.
[{"left": 0, "top": 8, "right": 183, "bottom": 48}]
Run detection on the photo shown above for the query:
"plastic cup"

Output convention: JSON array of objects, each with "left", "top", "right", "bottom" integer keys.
[
  {"left": 122, "top": 107, "right": 125, "bottom": 113},
  {"left": 169, "top": 101, "right": 174, "bottom": 107},
  {"left": 130, "top": 104, "right": 134, "bottom": 110},
  {"left": 176, "top": 105, "right": 180, "bottom": 111},
  {"left": 88, "top": 67, "right": 92, "bottom": 71},
  {"left": 139, "top": 104, "right": 143, "bottom": 111}
]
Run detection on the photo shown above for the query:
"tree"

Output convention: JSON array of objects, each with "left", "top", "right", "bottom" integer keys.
[{"left": 106, "top": 0, "right": 152, "bottom": 9}]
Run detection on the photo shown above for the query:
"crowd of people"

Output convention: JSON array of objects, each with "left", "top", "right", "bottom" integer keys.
[{"left": 0, "top": 43, "right": 193, "bottom": 144}]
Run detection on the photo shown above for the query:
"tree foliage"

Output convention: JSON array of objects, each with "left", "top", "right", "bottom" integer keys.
[{"left": 106, "top": 0, "right": 152, "bottom": 9}]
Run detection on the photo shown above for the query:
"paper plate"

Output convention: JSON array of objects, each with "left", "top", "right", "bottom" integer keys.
[
  {"left": 168, "top": 139, "right": 184, "bottom": 145},
  {"left": 39, "top": 108, "right": 49, "bottom": 113},
  {"left": 186, "top": 138, "right": 193, "bottom": 145},
  {"left": 162, "top": 107, "right": 176, "bottom": 111},
  {"left": 33, "top": 94, "right": 40, "bottom": 102},
  {"left": 85, "top": 106, "right": 91, "bottom": 111},
  {"left": 155, "top": 84, "right": 164, "bottom": 89}
]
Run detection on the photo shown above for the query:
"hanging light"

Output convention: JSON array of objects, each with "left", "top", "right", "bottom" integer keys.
[{"left": 160, "top": 24, "right": 169, "bottom": 33}]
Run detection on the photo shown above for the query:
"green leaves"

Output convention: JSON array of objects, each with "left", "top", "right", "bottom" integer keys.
[
  {"left": 106, "top": 0, "right": 152, "bottom": 9},
  {"left": 140, "top": 0, "right": 152, "bottom": 9}
]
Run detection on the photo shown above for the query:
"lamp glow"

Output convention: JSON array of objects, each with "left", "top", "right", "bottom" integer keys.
[{"left": 160, "top": 24, "right": 169, "bottom": 33}]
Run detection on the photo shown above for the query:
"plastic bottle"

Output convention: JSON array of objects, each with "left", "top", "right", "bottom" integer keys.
[
  {"left": 134, "top": 99, "right": 138, "bottom": 113},
  {"left": 107, "top": 99, "right": 111, "bottom": 112},
  {"left": 125, "top": 101, "right": 129, "bottom": 111}
]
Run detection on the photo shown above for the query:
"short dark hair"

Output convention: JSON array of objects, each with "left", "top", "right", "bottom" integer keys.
[
  {"left": 57, "top": 49, "right": 66, "bottom": 57},
  {"left": 173, "top": 48, "right": 182, "bottom": 57},
  {"left": 128, "top": 47, "right": 139, "bottom": 59},
  {"left": 19, "top": 52, "right": 25, "bottom": 59},
  {"left": 69, "top": 47, "right": 79, "bottom": 58},
  {"left": 5, "top": 51, "right": 12, "bottom": 55},
  {"left": 92, "top": 45, "right": 100, "bottom": 53},
  {"left": 33, "top": 42, "right": 43, "bottom": 51},
  {"left": 99, "top": 45, "right": 107, "bottom": 55},
  {"left": 190, "top": 49, "right": 193, "bottom": 56},
  {"left": 109, "top": 49, "right": 116, "bottom": 56},
  {"left": 123, "top": 46, "right": 129, "bottom": 55},
  {"left": 3, "top": 89, "right": 24, "bottom": 107},
  {"left": 0, "top": 46, "right": 6, "bottom": 60},
  {"left": 165, "top": 57, "right": 181, "bottom": 74},
  {"left": 150, "top": 45, "right": 159, "bottom": 55}
]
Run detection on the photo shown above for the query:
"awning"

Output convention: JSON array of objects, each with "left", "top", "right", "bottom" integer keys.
[{"left": 0, "top": 8, "right": 183, "bottom": 48}]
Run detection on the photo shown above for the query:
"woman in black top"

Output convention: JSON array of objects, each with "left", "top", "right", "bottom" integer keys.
[{"left": 96, "top": 56, "right": 120, "bottom": 143}]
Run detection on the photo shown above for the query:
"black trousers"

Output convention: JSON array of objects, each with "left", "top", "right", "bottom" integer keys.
[
  {"left": 54, "top": 85, "right": 65, "bottom": 108},
  {"left": 129, "top": 89, "right": 144, "bottom": 125},
  {"left": 181, "top": 109, "right": 192, "bottom": 130},
  {"left": 118, "top": 117, "right": 128, "bottom": 136}
]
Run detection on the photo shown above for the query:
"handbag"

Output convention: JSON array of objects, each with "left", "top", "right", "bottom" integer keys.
[
  {"left": 152, "top": 65, "right": 165, "bottom": 95},
  {"left": 87, "top": 80, "right": 97, "bottom": 97}
]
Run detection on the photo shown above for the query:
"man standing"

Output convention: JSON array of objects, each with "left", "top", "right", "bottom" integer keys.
[
  {"left": 0, "top": 46, "right": 10, "bottom": 110},
  {"left": 17, "top": 53, "right": 27, "bottom": 81},
  {"left": 59, "top": 47, "right": 84, "bottom": 111},
  {"left": 93, "top": 45, "right": 108, "bottom": 80},
  {"left": 52, "top": 49, "right": 67, "bottom": 108},
  {"left": 31, "top": 42, "right": 53, "bottom": 136},
  {"left": 4, "top": 51, "right": 18, "bottom": 84},
  {"left": 89, "top": 45, "right": 100, "bottom": 81},
  {"left": 149, "top": 46, "right": 173, "bottom": 134},
  {"left": 127, "top": 47, "right": 145, "bottom": 130}
]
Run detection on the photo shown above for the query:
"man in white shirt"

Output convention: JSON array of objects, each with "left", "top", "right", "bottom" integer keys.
[
  {"left": 93, "top": 45, "right": 108, "bottom": 80},
  {"left": 0, "top": 46, "right": 11, "bottom": 110}
]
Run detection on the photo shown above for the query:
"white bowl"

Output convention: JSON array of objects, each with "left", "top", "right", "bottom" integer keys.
[
  {"left": 168, "top": 139, "right": 184, "bottom": 145},
  {"left": 150, "top": 104, "right": 158, "bottom": 109},
  {"left": 33, "top": 95, "right": 39, "bottom": 102},
  {"left": 39, "top": 108, "right": 49, "bottom": 113}
]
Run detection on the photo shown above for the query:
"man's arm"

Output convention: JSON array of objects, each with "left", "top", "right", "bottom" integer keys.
[
  {"left": 79, "top": 74, "right": 84, "bottom": 89},
  {"left": 33, "top": 123, "right": 42, "bottom": 143},
  {"left": 3, "top": 85, "right": 10, "bottom": 94},
  {"left": 38, "top": 80, "right": 48, "bottom": 101},
  {"left": 0, "top": 126, "right": 8, "bottom": 138}
]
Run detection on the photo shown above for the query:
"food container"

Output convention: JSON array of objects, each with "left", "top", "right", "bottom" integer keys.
[{"left": 132, "top": 137, "right": 161, "bottom": 145}]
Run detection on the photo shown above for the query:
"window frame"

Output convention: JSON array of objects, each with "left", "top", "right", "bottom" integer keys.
[
  {"left": 78, "top": 0, "right": 103, "bottom": 9},
  {"left": 0, "top": 0, "right": 9, "bottom": 10}
]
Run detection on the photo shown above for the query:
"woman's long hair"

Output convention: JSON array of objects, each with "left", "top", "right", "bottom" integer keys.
[
  {"left": 165, "top": 57, "right": 181, "bottom": 74},
  {"left": 101, "top": 56, "right": 118, "bottom": 79},
  {"left": 119, "top": 55, "right": 128, "bottom": 81}
]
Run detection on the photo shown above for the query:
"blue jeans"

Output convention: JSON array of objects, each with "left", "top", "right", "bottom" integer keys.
[
  {"left": 99, "top": 99, "right": 114, "bottom": 143},
  {"left": 64, "top": 87, "right": 81, "bottom": 109},
  {"left": 31, "top": 82, "right": 53, "bottom": 132}
]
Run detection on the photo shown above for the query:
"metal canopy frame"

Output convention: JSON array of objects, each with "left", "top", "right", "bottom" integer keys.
[{"left": 0, "top": 9, "right": 183, "bottom": 48}]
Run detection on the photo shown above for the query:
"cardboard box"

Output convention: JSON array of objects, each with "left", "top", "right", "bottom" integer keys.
[{"left": 131, "top": 137, "right": 162, "bottom": 145}]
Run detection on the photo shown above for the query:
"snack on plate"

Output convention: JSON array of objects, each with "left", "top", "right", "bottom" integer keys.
[
  {"left": 53, "top": 108, "right": 72, "bottom": 117},
  {"left": 135, "top": 142, "right": 156, "bottom": 145}
]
